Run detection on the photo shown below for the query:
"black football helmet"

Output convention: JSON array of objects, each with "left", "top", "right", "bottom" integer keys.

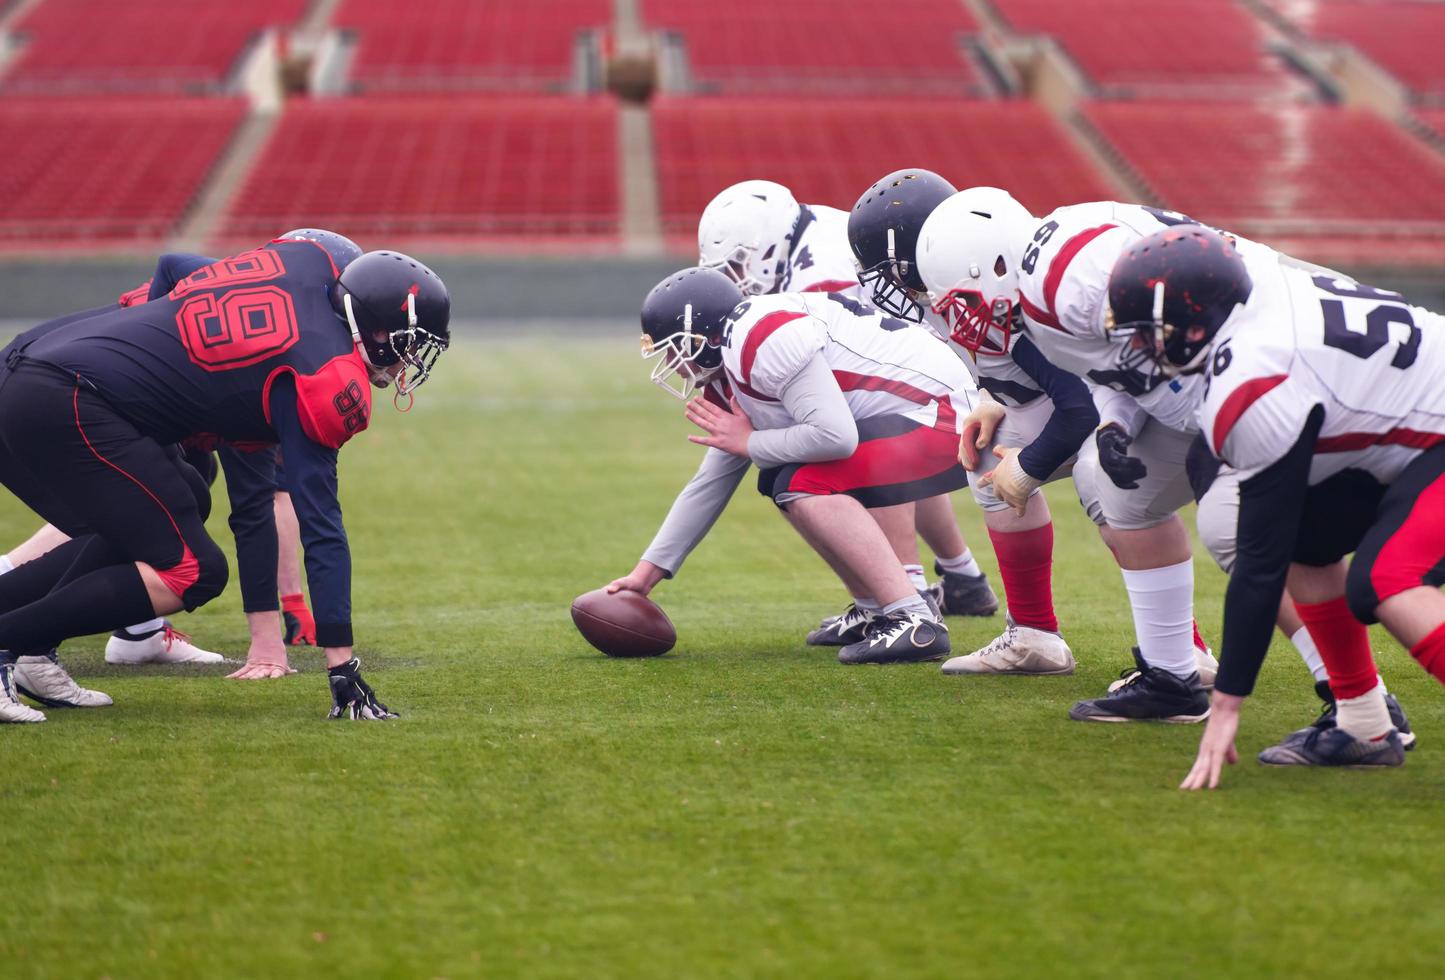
[
  {"left": 639, "top": 267, "right": 743, "bottom": 399},
  {"left": 333, "top": 251, "right": 450, "bottom": 392},
  {"left": 281, "top": 227, "right": 363, "bottom": 273},
  {"left": 848, "top": 169, "right": 958, "bottom": 322},
  {"left": 1107, "top": 227, "right": 1252, "bottom": 377}
]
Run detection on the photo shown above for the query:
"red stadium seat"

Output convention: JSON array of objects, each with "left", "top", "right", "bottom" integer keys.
[
  {"left": 641, "top": 0, "right": 987, "bottom": 95},
  {"left": 0, "top": 97, "right": 246, "bottom": 245},
  {"left": 651, "top": 95, "right": 1118, "bottom": 239},
  {"left": 222, "top": 95, "right": 620, "bottom": 244},
  {"left": 1084, "top": 101, "right": 1445, "bottom": 263},
  {"left": 3, "top": 0, "right": 309, "bottom": 93},
  {"left": 336, "top": 0, "right": 610, "bottom": 92},
  {"left": 1263, "top": 0, "right": 1445, "bottom": 97},
  {"left": 991, "top": 0, "right": 1310, "bottom": 100}
]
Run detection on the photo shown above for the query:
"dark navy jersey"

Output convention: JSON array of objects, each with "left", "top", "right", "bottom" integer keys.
[{"left": 23, "top": 239, "right": 370, "bottom": 449}]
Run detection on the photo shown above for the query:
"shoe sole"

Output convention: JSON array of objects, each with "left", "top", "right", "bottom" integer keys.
[
  {"left": 942, "top": 663, "right": 1076, "bottom": 676},
  {"left": 15, "top": 684, "right": 111, "bottom": 709},
  {"left": 1068, "top": 708, "right": 1211, "bottom": 724},
  {"left": 1259, "top": 757, "right": 1404, "bottom": 768},
  {"left": 840, "top": 651, "right": 949, "bottom": 666}
]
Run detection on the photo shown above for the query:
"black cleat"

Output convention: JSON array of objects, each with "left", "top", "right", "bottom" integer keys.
[
  {"left": 1258, "top": 725, "right": 1405, "bottom": 768},
  {"left": 1069, "top": 662, "right": 1209, "bottom": 723},
  {"left": 806, "top": 603, "right": 871, "bottom": 647},
  {"left": 838, "top": 610, "right": 950, "bottom": 665},
  {"left": 929, "top": 561, "right": 999, "bottom": 617},
  {"left": 1309, "top": 679, "right": 1416, "bottom": 750}
]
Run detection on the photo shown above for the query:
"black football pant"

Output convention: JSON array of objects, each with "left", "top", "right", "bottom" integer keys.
[{"left": 0, "top": 361, "right": 228, "bottom": 657}]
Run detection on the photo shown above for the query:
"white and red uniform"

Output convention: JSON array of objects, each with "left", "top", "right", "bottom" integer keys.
[{"left": 777, "top": 205, "right": 863, "bottom": 299}]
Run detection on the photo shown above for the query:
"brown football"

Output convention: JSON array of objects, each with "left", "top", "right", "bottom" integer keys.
[{"left": 570, "top": 588, "right": 676, "bottom": 658}]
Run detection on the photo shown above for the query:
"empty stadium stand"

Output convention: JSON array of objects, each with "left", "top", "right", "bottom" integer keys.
[
  {"left": 335, "top": 0, "right": 609, "bottom": 93},
  {"left": 1263, "top": 0, "right": 1445, "bottom": 99},
  {"left": 642, "top": 0, "right": 989, "bottom": 95},
  {"left": 221, "top": 95, "right": 620, "bottom": 244},
  {"left": 990, "top": 0, "right": 1314, "bottom": 100},
  {"left": 2, "top": 0, "right": 308, "bottom": 93},
  {"left": 0, "top": 96, "right": 245, "bottom": 246},
  {"left": 651, "top": 96, "right": 1119, "bottom": 238}
]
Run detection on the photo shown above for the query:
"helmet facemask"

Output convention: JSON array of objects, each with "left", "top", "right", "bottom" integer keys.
[
  {"left": 344, "top": 290, "right": 450, "bottom": 394},
  {"left": 641, "top": 302, "right": 721, "bottom": 400},
  {"left": 933, "top": 288, "right": 1014, "bottom": 355},
  {"left": 858, "top": 228, "right": 927, "bottom": 322},
  {"left": 704, "top": 241, "right": 782, "bottom": 296},
  {"left": 1108, "top": 281, "right": 1212, "bottom": 383}
]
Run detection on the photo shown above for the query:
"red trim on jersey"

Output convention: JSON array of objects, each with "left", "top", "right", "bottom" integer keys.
[
  {"left": 728, "top": 374, "right": 779, "bottom": 403},
  {"left": 1210, "top": 374, "right": 1288, "bottom": 456},
  {"left": 739, "top": 311, "right": 807, "bottom": 385},
  {"left": 1019, "top": 294, "right": 1065, "bottom": 332},
  {"left": 72, "top": 386, "right": 199, "bottom": 598},
  {"left": 1042, "top": 223, "right": 1116, "bottom": 322},
  {"left": 1316, "top": 428, "right": 1445, "bottom": 454},
  {"left": 799, "top": 279, "right": 860, "bottom": 293},
  {"left": 831, "top": 370, "right": 934, "bottom": 405}
]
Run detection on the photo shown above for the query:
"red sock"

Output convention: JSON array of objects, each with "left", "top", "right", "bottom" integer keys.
[
  {"left": 1409, "top": 622, "right": 1445, "bottom": 685},
  {"left": 1192, "top": 619, "right": 1209, "bottom": 653},
  {"left": 1296, "top": 596, "right": 1378, "bottom": 699},
  {"left": 987, "top": 523, "right": 1057, "bottom": 632}
]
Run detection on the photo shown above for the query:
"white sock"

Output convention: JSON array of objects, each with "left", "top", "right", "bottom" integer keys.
[
  {"left": 0, "top": 554, "right": 12, "bottom": 574},
  {"left": 1121, "top": 559, "right": 1197, "bottom": 679},
  {"left": 1335, "top": 681, "right": 1393, "bottom": 741},
  {"left": 902, "top": 564, "right": 928, "bottom": 590},
  {"left": 126, "top": 617, "right": 165, "bottom": 635},
  {"left": 882, "top": 594, "right": 935, "bottom": 620},
  {"left": 1290, "top": 626, "right": 1330, "bottom": 683},
  {"left": 936, "top": 549, "right": 981, "bottom": 578},
  {"left": 852, "top": 596, "right": 881, "bottom": 614}
]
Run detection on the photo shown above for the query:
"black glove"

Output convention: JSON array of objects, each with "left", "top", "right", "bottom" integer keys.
[
  {"left": 1096, "top": 423, "right": 1148, "bottom": 490},
  {"left": 327, "top": 658, "right": 397, "bottom": 721}
]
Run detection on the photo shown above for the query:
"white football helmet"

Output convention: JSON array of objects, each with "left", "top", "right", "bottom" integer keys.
[
  {"left": 916, "top": 187, "right": 1036, "bottom": 355},
  {"left": 697, "top": 180, "right": 802, "bottom": 296}
]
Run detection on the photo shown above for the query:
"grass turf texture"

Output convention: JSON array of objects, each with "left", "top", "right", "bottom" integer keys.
[{"left": 3, "top": 337, "right": 1443, "bottom": 978}]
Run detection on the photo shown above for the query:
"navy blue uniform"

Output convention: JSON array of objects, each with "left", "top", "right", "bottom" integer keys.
[{"left": 0, "top": 239, "right": 368, "bottom": 649}]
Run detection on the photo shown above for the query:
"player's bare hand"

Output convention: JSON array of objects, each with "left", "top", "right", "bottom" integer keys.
[
  {"left": 685, "top": 395, "right": 753, "bottom": 457},
  {"left": 605, "top": 561, "right": 665, "bottom": 596},
  {"left": 976, "top": 445, "right": 1041, "bottom": 515},
  {"left": 227, "top": 660, "right": 296, "bottom": 680},
  {"left": 959, "top": 391, "right": 1006, "bottom": 470},
  {"left": 1180, "top": 692, "right": 1243, "bottom": 790}
]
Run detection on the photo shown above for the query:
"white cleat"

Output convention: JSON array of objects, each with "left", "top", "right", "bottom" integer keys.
[
  {"left": 105, "top": 623, "right": 223, "bottom": 665},
  {"left": 1, "top": 662, "right": 46, "bottom": 723},
  {"left": 941, "top": 618, "right": 1076, "bottom": 676},
  {"left": 14, "top": 651, "right": 112, "bottom": 708}
]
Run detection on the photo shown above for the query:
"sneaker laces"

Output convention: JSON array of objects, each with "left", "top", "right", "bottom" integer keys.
[
  {"left": 161, "top": 625, "right": 191, "bottom": 651},
  {"left": 978, "top": 625, "right": 1018, "bottom": 658},
  {"left": 867, "top": 611, "right": 920, "bottom": 646}
]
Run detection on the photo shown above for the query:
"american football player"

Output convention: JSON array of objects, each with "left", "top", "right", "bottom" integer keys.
[
  {"left": 1102, "top": 228, "right": 1443, "bottom": 784},
  {"left": 607, "top": 267, "right": 978, "bottom": 664},
  {"left": 699, "top": 180, "right": 998, "bottom": 636},
  {"left": 0, "top": 241, "right": 448, "bottom": 724}
]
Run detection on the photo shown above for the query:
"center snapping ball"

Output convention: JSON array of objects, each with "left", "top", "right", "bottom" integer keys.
[{"left": 570, "top": 588, "right": 676, "bottom": 658}]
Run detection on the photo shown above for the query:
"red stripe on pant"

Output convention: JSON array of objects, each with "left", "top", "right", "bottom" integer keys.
[
  {"left": 784, "top": 422, "right": 959, "bottom": 497},
  {"left": 1370, "top": 468, "right": 1445, "bottom": 604},
  {"left": 72, "top": 387, "right": 201, "bottom": 599}
]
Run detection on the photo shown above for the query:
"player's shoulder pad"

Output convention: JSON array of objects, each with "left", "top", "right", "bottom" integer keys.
[
  {"left": 727, "top": 294, "right": 824, "bottom": 393},
  {"left": 266, "top": 352, "right": 373, "bottom": 449},
  {"left": 1201, "top": 336, "right": 1305, "bottom": 470}
]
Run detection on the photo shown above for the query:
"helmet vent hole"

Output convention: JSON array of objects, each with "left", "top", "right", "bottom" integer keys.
[{"left": 994, "top": 256, "right": 1007, "bottom": 277}]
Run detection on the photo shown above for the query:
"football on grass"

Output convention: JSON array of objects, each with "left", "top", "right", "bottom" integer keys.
[{"left": 570, "top": 588, "right": 676, "bottom": 657}]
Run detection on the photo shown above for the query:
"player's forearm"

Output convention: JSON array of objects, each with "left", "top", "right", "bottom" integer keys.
[
  {"left": 1091, "top": 386, "right": 1149, "bottom": 438},
  {"left": 746, "top": 354, "right": 858, "bottom": 468},
  {"left": 640, "top": 448, "right": 749, "bottom": 576},
  {"left": 1012, "top": 336, "right": 1099, "bottom": 479},
  {"left": 219, "top": 446, "right": 282, "bottom": 612}
]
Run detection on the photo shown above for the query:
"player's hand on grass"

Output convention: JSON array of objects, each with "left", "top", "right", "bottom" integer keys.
[
  {"left": 959, "top": 390, "right": 1007, "bottom": 470},
  {"left": 227, "top": 660, "right": 296, "bottom": 680},
  {"left": 685, "top": 395, "right": 753, "bottom": 457},
  {"left": 327, "top": 658, "right": 397, "bottom": 721},
  {"left": 976, "top": 445, "right": 1041, "bottom": 515},
  {"left": 228, "top": 624, "right": 296, "bottom": 680},
  {"left": 1096, "top": 423, "right": 1148, "bottom": 490},
  {"left": 605, "top": 560, "right": 666, "bottom": 597},
  {"left": 1180, "top": 692, "right": 1243, "bottom": 790}
]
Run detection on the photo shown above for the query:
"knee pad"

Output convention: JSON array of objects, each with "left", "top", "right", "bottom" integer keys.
[
  {"left": 1195, "top": 487, "right": 1237, "bottom": 574},
  {"left": 1070, "top": 455, "right": 1107, "bottom": 527},
  {"left": 1344, "top": 561, "right": 1381, "bottom": 626}
]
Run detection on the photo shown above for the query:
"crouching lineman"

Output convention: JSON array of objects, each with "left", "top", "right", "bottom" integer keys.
[
  {"left": 0, "top": 239, "right": 449, "bottom": 723},
  {"left": 698, "top": 179, "right": 997, "bottom": 627},
  {"left": 605, "top": 267, "right": 976, "bottom": 664},
  {"left": 1089, "top": 228, "right": 1444, "bottom": 786}
]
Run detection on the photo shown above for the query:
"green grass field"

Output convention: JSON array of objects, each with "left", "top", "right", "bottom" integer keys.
[{"left": 3, "top": 337, "right": 1443, "bottom": 978}]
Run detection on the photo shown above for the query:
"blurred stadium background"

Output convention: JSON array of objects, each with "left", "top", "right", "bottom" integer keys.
[{"left": 0, "top": 0, "right": 1443, "bottom": 322}]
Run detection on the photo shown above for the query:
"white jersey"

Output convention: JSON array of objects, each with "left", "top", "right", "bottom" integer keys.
[
  {"left": 1200, "top": 262, "right": 1445, "bottom": 485},
  {"left": 777, "top": 204, "right": 863, "bottom": 300},
  {"left": 719, "top": 293, "right": 974, "bottom": 433},
  {"left": 1015, "top": 201, "right": 1284, "bottom": 433}
]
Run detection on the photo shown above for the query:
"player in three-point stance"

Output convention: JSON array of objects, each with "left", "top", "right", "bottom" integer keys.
[
  {"left": 697, "top": 179, "right": 998, "bottom": 646},
  {"left": 606, "top": 267, "right": 975, "bottom": 664},
  {"left": 0, "top": 239, "right": 449, "bottom": 724},
  {"left": 1096, "top": 228, "right": 1444, "bottom": 785}
]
